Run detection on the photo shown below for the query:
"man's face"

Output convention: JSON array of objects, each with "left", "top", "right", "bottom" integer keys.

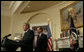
[
  {"left": 37, "top": 28, "right": 41, "bottom": 34},
  {"left": 23, "top": 24, "right": 28, "bottom": 31}
]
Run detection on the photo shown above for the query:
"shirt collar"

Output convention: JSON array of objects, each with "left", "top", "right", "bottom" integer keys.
[
  {"left": 25, "top": 29, "right": 29, "bottom": 33},
  {"left": 39, "top": 32, "right": 42, "bottom": 37}
]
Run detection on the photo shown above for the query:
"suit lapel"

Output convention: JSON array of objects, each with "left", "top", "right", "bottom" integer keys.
[{"left": 22, "top": 29, "right": 30, "bottom": 39}]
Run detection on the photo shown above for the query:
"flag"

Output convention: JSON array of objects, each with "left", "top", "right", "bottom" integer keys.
[
  {"left": 46, "top": 24, "right": 53, "bottom": 51},
  {"left": 70, "top": 17, "right": 77, "bottom": 36},
  {"left": 70, "top": 17, "right": 79, "bottom": 51}
]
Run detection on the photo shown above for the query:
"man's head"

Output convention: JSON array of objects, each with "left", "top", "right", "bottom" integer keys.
[
  {"left": 37, "top": 27, "right": 43, "bottom": 34},
  {"left": 23, "top": 23, "right": 30, "bottom": 31}
]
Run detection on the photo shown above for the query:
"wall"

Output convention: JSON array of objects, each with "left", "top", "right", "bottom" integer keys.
[{"left": 1, "top": 15, "right": 11, "bottom": 40}]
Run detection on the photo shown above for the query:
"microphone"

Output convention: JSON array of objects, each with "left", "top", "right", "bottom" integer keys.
[
  {"left": 2, "top": 34, "right": 11, "bottom": 43},
  {"left": 5, "top": 34, "right": 11, "bottom": 37}
]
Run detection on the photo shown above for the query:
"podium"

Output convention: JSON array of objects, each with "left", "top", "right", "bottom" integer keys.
[{"left": 1, "top": 37, "right": 20, "bottom": 51}]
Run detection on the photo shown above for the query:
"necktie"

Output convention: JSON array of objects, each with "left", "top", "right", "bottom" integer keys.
[{"left": 37, "top": 35, "right": 40, "bottom": 40}]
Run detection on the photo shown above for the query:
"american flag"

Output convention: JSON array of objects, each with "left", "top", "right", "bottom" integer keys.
[{"left": 46, "top": 24, "right": 53, "bottom": 51}]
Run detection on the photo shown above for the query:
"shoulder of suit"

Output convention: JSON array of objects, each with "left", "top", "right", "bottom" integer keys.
[
  {"left": 28, "top": 29, "right": 33, "bottom": 31},
  {"left": 41, "top": 33, "right": 47, "bottom": 37},
  {"left": 30, "top": 30, "right": 34, "bottom": 32},
  {"left": 26, "top": 29, "right": 33, "bottom": 33},
  {"left": 30, "top": 29, "right": 34, "bottom": 33}
]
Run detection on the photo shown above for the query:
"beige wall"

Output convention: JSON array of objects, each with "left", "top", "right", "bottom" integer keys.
[{"left": 1, "top": 15, "right": 11, "bottom": 40}]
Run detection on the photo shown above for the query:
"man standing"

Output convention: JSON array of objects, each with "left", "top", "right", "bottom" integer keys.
[
  {"left": 19, "top": 23, "right": 34, "bottom": 51},
  {"left": 35, "top": 27, "right": 48, "bottom": 51}
]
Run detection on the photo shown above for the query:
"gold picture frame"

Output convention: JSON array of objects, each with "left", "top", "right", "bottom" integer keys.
[{"left": 60, "top": 1, "right": 83, "bottom": 31}]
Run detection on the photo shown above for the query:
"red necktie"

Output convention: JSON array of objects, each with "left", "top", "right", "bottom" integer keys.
[{"left": 37, "top": 35, "right": 40, "bottom": 40}]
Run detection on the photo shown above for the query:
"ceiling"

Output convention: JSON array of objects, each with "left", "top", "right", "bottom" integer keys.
[
  {"left": 1, "top": 1, "right": 17, "bottom": 16},
  {"left": 1, "top": 1, "right": 12, "bottom": 16},
  {"left": 1, "top": 1, "right": 63, "bottom": 16},
  {"left": 21, "top": 1, "right": 62, "bottom": 13},
  {"left": 1, "top": 1, "right": 11, "bottom": 10}
]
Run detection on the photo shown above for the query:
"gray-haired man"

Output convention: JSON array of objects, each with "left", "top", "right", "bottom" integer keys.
[{"left": 19, "top": 23, "right": 34, "bottom": 51}]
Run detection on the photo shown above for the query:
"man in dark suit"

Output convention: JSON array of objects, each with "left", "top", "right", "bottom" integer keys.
[
  {"left": 19, "top": 23, "right": 34, "bottom": 51},
  {"left": 35, "top": 27, "right": 48, "bottom": 51}
]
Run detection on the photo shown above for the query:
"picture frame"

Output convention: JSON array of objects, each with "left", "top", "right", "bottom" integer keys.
[{"left": 60, "top": 1, "right": 83, "bottom": 31}]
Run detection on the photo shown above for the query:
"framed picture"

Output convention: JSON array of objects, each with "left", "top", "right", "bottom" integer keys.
[{"left": 60, "top": 1, "right": 83, "bottom": 31}]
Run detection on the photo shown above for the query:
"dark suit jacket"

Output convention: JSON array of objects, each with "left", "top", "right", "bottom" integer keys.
[
  {"left": 35, "top": 33, "right": 48, "bottom": 51},
  {"left": 19, "top": 29, "right": 34, "bottom": 51}
]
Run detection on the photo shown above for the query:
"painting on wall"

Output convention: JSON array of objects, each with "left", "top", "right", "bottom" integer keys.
[{"left": 60, "top": 1, "right": 83, "bottom": 31}]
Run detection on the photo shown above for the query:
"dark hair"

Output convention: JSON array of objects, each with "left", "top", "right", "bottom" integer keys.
[
  {"left": 38, "top": 27, "right": 43, "bottom": 32},
  {"left": 24, "top": 23, "right": 30, "bottom": 28}
]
